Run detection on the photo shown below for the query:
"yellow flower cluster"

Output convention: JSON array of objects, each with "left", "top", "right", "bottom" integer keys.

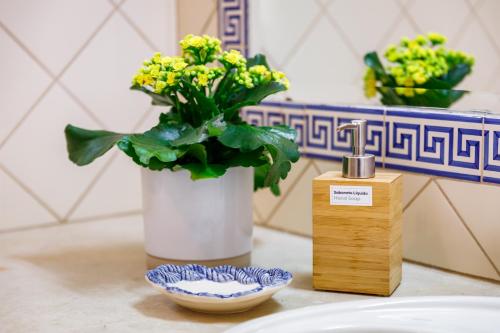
[
  {"left": 132, "top": 35, "right": 290, "bottom": 94},
  {"left": 180, "top": 34, "right": 222, "bottom": 64},
  {"left": 185, "top": 65, "right": 225, "bottom": 88},
  {"left": 235, "top": 64, "right": 290, "bottom": 89},
  {"left": 219, "top": 50, "right": 247, "bottom": 69},
  {"left": 132, "top": 53, "right": 190, "bottom": 93},
  {"left": 382, "top": 32, "right": 474, "bottom": 97}
]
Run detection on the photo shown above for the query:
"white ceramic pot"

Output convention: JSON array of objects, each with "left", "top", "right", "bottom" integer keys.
[{"left": 141, "top": 167, "right": 253, "bottom": 264}]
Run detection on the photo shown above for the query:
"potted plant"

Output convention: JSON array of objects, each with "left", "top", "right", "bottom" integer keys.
[
  {"left": 363, "top": 32, "right": 475, "bottom": 108},
  {"left": 65, "top": 34, "right": 299, "bottom": 267}
]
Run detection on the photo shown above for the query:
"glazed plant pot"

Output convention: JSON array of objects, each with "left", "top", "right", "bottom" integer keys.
[{"left": 141, "top": 167, "right": 253, "bottom": 268}]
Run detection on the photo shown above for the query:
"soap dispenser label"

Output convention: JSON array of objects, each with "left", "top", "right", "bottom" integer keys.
[{"left": 330, "top": 185, "right": 373, "bottom": 206}]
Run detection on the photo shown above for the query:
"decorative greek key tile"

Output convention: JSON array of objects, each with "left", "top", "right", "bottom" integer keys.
[
  {"left": 218, "top": 0, "right": 248, "bottom": 56},
  {"left": 242, "top": 102, "right": 384, "bottom": 163},
  {"left": 483, "top": 116, "right": 500, "bottom": 184},
  {"left": 303, "top": 104, "right": 384, "bottom": 165},
  {"left": 385, "top": 109, "right": 482, "bottom": 182}
]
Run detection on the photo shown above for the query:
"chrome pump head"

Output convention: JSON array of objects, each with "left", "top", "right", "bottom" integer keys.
[{"left": 336, "top": 120, "right": 375, "bottom": 179}]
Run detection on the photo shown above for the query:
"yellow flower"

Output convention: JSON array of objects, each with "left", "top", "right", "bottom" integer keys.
[
  {"left": 180, "top": 34, "right": 222, "bottom": 64},
  {"left": 390, "top": 66, "right": 404, "bottom": 77},
  {"left": 249, "top": 65, "right": 268, "bottom": 75},
  {"left": 225, "top": 50, "right": 241, "bottom": 64},
  {"left": 166, "top": 72, "right": 177, "bottom": 86},
  {"left": 180, "top": 34, "right": 204, "bottom": 49},
  {"left": 197, "top": 73, "right": 208, "bottom": 87},
  {"left": 149, "top": 64, "right": 161, "bottom": 78},
  {"left": 412, "top": 72, "right": 427, "bottom": 85},
  {"left": 363, "top": 68, "right": 377, "bottom": 98},
  {"left": 235, "top": 71, "right": 254, "bottom": 88},
  {"left": 249, "top": 65, "right": 272, "bottom": 84},
  {"left": 172, "top": 60, "right": 188, "bottom": 71},
  {"left": 404, "top": 88, "right": 415, "bottom": 97},
  {"left": 132, "top": 73, "right": 154, "bottom": 86},
  {"left": 415, "top": 34, "right": 427, "bottom": 45},
  {"left": 152, "top": 52, "right": 162, "bottom": 64},
  {"left": 220, "top": 49, "right": 246, "bottom": 68},
  {"left": 428, "top": 32, "right": 447, "bottom": 45},
  {"left": 155, "top": 80, "right": 167, "bottom": 93},
  {"left": 161, "top": 57, "right": 172, "bottom": 66}
]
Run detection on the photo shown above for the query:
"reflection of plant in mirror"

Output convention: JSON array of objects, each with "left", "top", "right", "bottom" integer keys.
[
  {"left": 363, "top": 32, "right": 475, "bottom": 108},
  {"left": 64, "top": 34, "right": 298, "bottom": 196}
]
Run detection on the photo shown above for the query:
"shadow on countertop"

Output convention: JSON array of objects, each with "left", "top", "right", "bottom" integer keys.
[
  {"left": 133, "top": 294, "right": 283, "bottom": 324},
  {"left": 14, "top": 241, "right": 147, "bottom": 291}
]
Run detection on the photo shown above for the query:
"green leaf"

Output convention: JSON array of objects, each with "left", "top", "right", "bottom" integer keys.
[
  {"left": 184, "top": 143, "right": 208, "bottom": 165},
  {"left": 224, "top": 148, "right": 267, "bottom": 168},
  {"left": 218, "top": 124, "right": 299, "bottom": 186},
  {"left": 117, "top": 139, "right": 174, "bottom": 171},
  {"left": 65, "top": 125, "right": 125, "bottom": 166},
  {"left": 146, "top": 122, "right": 190, "bottom": 143},
  {"left": 364, "top": 52, "right": 394, "bottom": 86},
  {"left": 123, "top": 135, "right": 180, "bottom": 165},
  {"left": 182, "top": 163, "right": 227, "bottom": 180},
  {"left": 170, "top": 114, "right": 227, "bottom": 146},
  {"left": 247, "top": 54, "right": 270, "bottom": 68},
  {"left": 377, "top": 87, "right": 406, "bottom": 105},
  {"left": 440, "top": 64, "right": 471, "bottom": 87},
  {"left": 223, "top": 81, "right": 287, "bottom": 120},
  {"left": 253, "top": 164, "right": 280, "bottom": 196},
  {"left": 270, "top": 183, "right": 281, "bottom": 196},
  {"left": 130, "top": 85, "right": 175, "bottom": 106}
]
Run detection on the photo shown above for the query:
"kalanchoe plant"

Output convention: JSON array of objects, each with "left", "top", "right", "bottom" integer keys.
[
  {"left": 364, "top": 32, "right": 475, "bottom": 108},
  {"left": 65, "top": 34, "right": 298, "bottom": 195}
]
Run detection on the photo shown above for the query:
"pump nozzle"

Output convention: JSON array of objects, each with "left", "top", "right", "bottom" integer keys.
[
  {"left": 336, "top": 119, "right": 375, "bottom": 178},
  {"left": 336, "top": 120, "right": 367, "bottom": 156}
]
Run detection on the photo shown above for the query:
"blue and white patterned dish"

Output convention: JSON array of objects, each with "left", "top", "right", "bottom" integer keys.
[{"left": 145, "top": 264, "right": 292, "bottom": 313}]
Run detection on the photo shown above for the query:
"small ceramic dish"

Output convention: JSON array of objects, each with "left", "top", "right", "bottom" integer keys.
[{"left": 145, "top": 264, "right": 292, "bottom": 314}]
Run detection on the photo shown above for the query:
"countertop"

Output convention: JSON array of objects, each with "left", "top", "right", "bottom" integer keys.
[{"left": 1, "top": 216, "right": 499, "bottom": 333}]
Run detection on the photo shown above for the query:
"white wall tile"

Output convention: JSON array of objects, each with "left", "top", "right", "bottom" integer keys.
[
  {"left": 0, "top": 85, "right": 110, "bottom": 218},
  {"left": 253, "top": 157, "right": 311, "bottom": 222},
  {"left": 60, "top": 14, "right": 154, "bottom": 132},
  {"left": 120, "top": 0, "right": 177, "bottom": 52},
  {"left": 69, "top": 153, "right": 142, "bottom": 221},
  {"left": 326, "top": 0, "right": 401, "bottom": 55},
  {"left": 267, "top": 162, "right": 319, "bottom": 236},
  {"left": 455, "top": 20, "right": 500, "bottom": 91},
  {"left": 0, "top": 0, "right": 112, "bottom": 74},
  {"left": 0, "top": 168, "right": 57, "bottom": 231},
  {"left": 284, "top": 16, "right": 360, "bottom": 104},
  {"left": 437, "top": 178, "right": 500, "bottom": 272},
  {"left": 313, "top": 159, "right": 342, "bottom": 174},
  {"left": 0, "top": 29, "right": 51, "bottom": 143},
  {"left": 408, "top": 0, "right": 469, "bottom": 40},
  {"left": 249, "top": 0, "right": 321, "bottom": 67},
  {"left": 0, "top": 0, "right": 175, "bottom": 230},
  {"left": 404, "top": 181, "right": 498, "bottom": 280},
  {"left": 476, "top": 0, "right": 500, "bottom": 52}
]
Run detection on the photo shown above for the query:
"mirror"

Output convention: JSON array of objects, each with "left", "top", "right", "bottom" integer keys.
[{"left": 248, "top": 0, "right": 500, "bottom": 114}]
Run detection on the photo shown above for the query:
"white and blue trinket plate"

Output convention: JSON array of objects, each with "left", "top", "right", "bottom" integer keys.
[{"left": 145, "top": 264, "right": 292, "bottom": 313}]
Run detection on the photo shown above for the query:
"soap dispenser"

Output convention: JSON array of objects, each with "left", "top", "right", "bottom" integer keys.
[{"left": 312, "top": 119, "right": 402, "bottom": 296}]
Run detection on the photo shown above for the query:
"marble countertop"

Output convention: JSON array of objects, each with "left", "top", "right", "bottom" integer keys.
[{"left": 1, "top": 216, "right": 499, "bottom": 333}]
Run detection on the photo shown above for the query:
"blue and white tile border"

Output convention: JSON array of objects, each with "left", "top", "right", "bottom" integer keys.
[
  {"left": 217, "top": 0, "right": 249, "bottom": 57},
  {"left": 217, "top": 1, "right": 500, "bottom": 184}
]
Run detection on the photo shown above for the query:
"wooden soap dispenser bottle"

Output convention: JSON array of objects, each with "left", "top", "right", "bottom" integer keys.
[{"left": 312, "top": 119, "right": 402, "bottom": 296}]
